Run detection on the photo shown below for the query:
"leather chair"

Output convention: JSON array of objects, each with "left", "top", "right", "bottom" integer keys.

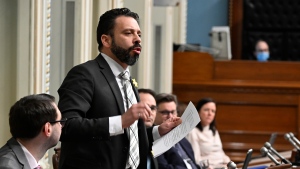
[{"left": 52, "top": 147, "right": 61, "bottom": 169}]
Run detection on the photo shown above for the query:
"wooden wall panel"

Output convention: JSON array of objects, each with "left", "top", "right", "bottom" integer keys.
[
  {"left": 216, "top": 105, "right": 297, "bottom": 132},
  {"left": 229, "top": 0, "right": 243, "bottom": 60},
  {"left": 173, "top": 52, "right": 214, "bottom": 83},
  {"left": 214, "top": 61, "right": 300, "bottom": 81},
  {"left": 172, "top": 52, "right": 300, "bottom": 163}
]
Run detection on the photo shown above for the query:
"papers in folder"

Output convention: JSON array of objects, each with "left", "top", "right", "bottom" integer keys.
[{"left": 152, "top": 101, "right": 200, "bottom": 157}]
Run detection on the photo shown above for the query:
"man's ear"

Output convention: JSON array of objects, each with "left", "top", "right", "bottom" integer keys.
[
  {"left": 101, "top": 34, "right": 111, "bottom": 48},
  {"left": 43, "top": 123, "right": 52, "bottom": 137}
]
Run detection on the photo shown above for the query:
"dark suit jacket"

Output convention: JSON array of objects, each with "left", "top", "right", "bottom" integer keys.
[
  {"left": 58, "top": 54, "right": 154, "bottom": 169},
  {"left": 0, "top": 138, "right": 31, "bottom": 169},
  {"left": 150, "top": 151, "right": 158, "bottom": 169},
  {"left": 156, "top": 138, "right": 199, "bottom": 169},
  {"left": 148, "top": 125, "right": 158, "bottom": 169}
]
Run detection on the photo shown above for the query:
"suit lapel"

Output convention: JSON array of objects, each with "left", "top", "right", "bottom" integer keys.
[
  {"left": 130, "top": 78, "right": 140, "bottom": 102},
  {"left": 180, "top": 139, "right": 194, "bottom": 161},
  {"left": 95, "top": 54, "right": 125, "bottom": 115},
  {"left": 7, "top": 138, "right": 31, "bottom": 168}
]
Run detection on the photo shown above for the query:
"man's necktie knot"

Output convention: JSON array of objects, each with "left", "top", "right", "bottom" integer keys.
[{"left": 119, "top": 71, "right": 130, "bottom": 81}]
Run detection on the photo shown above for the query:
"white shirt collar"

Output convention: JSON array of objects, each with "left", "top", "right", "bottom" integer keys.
[
  {"left": 101, "top": 52, "right": 130, "bottom": 78},
  {"left": 203, "top": 125, "right": 210, "bottom": 131},
  {"left": 17, "top": 141, "right": 39, "bottom": 169}
]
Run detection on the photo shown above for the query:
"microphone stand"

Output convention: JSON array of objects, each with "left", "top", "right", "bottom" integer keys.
[
  {"left": 285, "top": 133, "right": 300, "bottom": 164},
  {"left": 264, "top": 142, "right": 292, "bottom": 165},
  {"left": 289, "top": 148, "right": 300, "bottom": 165},
  {"left": 291, "top": 133, "right": 300, "bottom": 164}
]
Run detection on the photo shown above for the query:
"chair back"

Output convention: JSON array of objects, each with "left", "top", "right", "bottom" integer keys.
[{"left": 52, "top": 147, "right": 61, "bottom": 169}]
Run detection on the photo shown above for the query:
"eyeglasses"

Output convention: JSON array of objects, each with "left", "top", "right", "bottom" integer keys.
[
  {"left": 49, "top": 118, "right": 67, "bottom": 127},
  {"left": 158, "top": 110, "right": 177, "bottom": 116}
]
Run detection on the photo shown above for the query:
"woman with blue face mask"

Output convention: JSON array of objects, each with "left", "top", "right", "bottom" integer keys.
[{"left": 254, "top": 40, "right": 270, "bottom": 62}]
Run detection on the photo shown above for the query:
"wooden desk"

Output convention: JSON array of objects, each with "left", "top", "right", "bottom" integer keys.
[{"left": 172, "top": 52, "right": 300, "bottom": 162}]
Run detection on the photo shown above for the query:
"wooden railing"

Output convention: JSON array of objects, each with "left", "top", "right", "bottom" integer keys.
[{"left": 172, "top": 52, "right": 300, "bottom": 163}]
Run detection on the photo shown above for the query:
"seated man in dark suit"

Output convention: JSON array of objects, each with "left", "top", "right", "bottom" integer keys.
[
  {"left": 0, "top": 94, "right": 64, "bottom": 169},
  {"left": 154, "top": 93, "right": 199, "bottom": 169}
]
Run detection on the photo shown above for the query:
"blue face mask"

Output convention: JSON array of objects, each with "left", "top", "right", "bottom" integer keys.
[{"left": 257, "top": 52, "right": 269, "bottom": 61}]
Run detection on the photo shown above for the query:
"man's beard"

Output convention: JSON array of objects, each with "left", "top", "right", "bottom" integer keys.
[{"left": 111, "top": 38, "right": 141, "bottom": 66}]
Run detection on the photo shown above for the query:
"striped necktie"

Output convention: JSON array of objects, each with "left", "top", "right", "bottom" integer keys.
[{"left": 119, "top": 71, "right": 140, "bottom": 169}]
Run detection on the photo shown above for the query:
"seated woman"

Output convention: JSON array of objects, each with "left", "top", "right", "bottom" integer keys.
[{"left": 186, "top": 98, "right": 230, "bottom": 168}]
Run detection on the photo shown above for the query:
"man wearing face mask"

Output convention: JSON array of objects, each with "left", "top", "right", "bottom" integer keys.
[{"left": 254, "top": 40, "right": 270, "bottom": 61}]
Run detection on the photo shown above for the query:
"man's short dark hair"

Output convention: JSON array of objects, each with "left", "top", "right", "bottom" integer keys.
[
  {"left": 138, "top": 88, "right": 157, "bottom": 98},
  {"left": 155, "top": 93, "right": 178, "bottom": 106},
  {"left": 96, "top": 8, "right": 140, "bottom": 51},
  {"left": 9, "top": 93, "right": 57, "bottom": 139}
]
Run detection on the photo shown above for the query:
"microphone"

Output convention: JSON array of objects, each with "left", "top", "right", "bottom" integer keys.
[
  {"left": 264, "top": 142, "right": 292, "bottom": 164},
  {"left": 227, "top": 161, "right": 237, "bottom": 169},
  {"left": 260, "top": 147, "right": 281, "bottom": 165},
  {"left": 242, "top": 149, "right": 253, "bottom": 169},
  {"left": 284, "top": 133, "right": 300, "bottom": 151},
  {"left": 289, "top": 133, "right": 300, "bottom": 146}
]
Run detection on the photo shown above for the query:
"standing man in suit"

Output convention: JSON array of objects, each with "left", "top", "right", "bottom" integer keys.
[
  {"left": 0, "top": 94, "right": 64, "bottom": 169},
  {"left": 155, "top": 93, "right": 199, "bottom": 169},
  {"left": 57, "top": 8, "right": 181, "bottom": 169},
  {"left": 138, "top": 88, "right": 158, "bottom": 169}
]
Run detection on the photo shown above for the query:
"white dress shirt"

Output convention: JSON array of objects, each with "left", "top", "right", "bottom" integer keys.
[
  {"left": 18, "top": 141, "right": 39, "bottom": 169},
  {"left": 186, "top": 126, "right": 230, "bottom": 168},
  {"left": 102, "top": 53, "right": 159, "bottom": 139}
]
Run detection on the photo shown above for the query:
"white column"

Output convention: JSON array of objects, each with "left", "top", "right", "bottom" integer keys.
[
  {"left": 92, "top": 1, "right": 111, "bottom": 58},
  {"left": 173, "top": 0, "right": 187, "bottom": 44},
  {"left": 16, "top": 0, "right": 32, "bottom": 98},
  {"left": 73, "top": 0, "right": 93, "bottom": 64},
  {"left": 152, "top": 7, "right": 174, "bottom": 93},
  {"left": 113, "top": 0, "right": 124, "bottom": 8},
  {"left": 30, "top": 0, "right": 52, "bottom": 94}
]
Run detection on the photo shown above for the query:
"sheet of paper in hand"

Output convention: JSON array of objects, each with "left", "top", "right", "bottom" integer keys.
[{"left": 152, "top": 101, "right": 200, "bottom": 157}]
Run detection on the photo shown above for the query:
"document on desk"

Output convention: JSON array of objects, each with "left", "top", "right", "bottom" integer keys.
[{"left": 152, "top": 101, "right": 200, "bottom": 157}]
